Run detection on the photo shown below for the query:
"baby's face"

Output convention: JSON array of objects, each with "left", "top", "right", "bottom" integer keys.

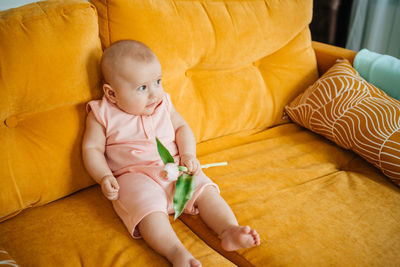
[{"left": 107, "top": 57, "right": 164, "bottom": 116}]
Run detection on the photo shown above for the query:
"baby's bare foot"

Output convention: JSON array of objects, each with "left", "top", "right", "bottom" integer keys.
[
  {"left": 189, "top": 259, "right": 201, "bottom": 267},
  {"left": 171, "top": 247, "right": 201, "bottom": 267},
  {"left": 220, "top": 225, "right": 260, "bottom": 251}
]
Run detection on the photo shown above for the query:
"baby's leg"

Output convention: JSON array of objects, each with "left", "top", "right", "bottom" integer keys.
[
  {"left": 138, "top": 211, "right": 201, "bottom": 267},
  {"left": 195, "top": 186, "right": 260, "bottom": 251}
]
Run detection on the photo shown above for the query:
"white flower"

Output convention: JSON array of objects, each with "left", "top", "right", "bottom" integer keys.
[{"left": 162, "top": 163, "right": 179, "bottom": 181}]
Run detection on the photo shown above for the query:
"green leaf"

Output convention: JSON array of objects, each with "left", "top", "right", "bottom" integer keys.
[
  {"left": 156, "top": 138, "right": 175, "bottom": 164},
  {"left": 173, "top": 173, "right": 194, "bottom": 220}
]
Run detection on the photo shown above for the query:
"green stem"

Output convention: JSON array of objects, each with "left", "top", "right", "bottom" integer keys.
[
  {"left": 178, "top": 161, "right": 228, "bottom": 172},
  {"left": 178, "top": 166, "right": 188, "bottom": 172},
  {"left": 201, "top": 162, "right": 228, "bottom": 169}
]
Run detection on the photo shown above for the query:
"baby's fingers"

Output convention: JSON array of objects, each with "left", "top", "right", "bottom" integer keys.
[
  {"left": 104, "top": 179, "right": 118, "bottom": 192},
  {"left": 186, "top": 158, "right": 200, "bottom": 175},
  {"left": 111, "top": 178, "right": 120, "bottom": 191},
  {"left": 105, "top": 182, "right": 115, "bottom": 193},
  {"left": 185, "top": 160, "right": 194, "bottom": 173},
  {"left": 106, "top": 192, "right": 119, "bottom": 201},
  {"left": 192, "top": 161, "right": 201, "bottom": 175}
]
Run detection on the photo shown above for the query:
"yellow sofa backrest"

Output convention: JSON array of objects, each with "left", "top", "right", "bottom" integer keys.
[
  {"left": 91, "top": 0, "right": 319, "bottom": 142},
  {"left": 0, "top": 0, "right": 103, "bottom": 220},
  {"left": 0, "top": 0, "right": 319, "bottom": 221}
]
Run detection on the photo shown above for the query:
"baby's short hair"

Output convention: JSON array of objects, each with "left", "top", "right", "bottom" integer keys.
[{"left": 101, "top": 40, "right": 156, "bottom": 83}]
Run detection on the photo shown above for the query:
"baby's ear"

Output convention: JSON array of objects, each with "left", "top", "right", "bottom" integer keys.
[{"left": 103, "top": 84, "right": 116, "bottom": 103}]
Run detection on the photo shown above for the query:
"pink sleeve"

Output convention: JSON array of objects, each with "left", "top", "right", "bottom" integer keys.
[{"left": 86, "top": 98, "right": 107, "bottom": 129}]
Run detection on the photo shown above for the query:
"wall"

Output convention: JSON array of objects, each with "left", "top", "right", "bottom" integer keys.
[{"left": 0, "top": 0, "right": 88, "bottom": 11}]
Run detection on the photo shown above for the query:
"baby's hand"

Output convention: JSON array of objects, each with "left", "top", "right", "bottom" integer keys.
[
  {"left": 180, "top": 154, "right": 201, "bottom": 175},
  {"left": 101, "top": 174, "right": 120, "bottom": 200}
]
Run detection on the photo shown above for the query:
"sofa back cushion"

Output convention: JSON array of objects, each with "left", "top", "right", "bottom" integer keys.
[
  {"left": 0, "top": 0, "right": 103, "bottom": 220},
  {"left": 91, "top": 0, "right": 319, "bottom": 143}
]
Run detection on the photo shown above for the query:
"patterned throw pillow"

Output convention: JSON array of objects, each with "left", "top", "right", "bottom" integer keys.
[
  {"left": 0, "top": 249, "right": 18, "bottom": 266},
  {"left": 285, "top": 59, "right": 400, "bottom": 186}
]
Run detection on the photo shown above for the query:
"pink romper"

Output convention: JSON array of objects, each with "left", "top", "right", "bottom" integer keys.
[{"left": 87, "top": 93, "right": 219, "bottom": 238}]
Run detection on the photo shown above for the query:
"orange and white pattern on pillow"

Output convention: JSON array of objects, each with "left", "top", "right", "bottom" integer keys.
[
  {"left": 0, "top": 250, "right": 18, "bottom": 267},
  {"left": 285, "top": 59, "right": 400, "bottom": 186}
]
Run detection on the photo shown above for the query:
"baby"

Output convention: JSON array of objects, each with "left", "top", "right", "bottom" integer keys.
[{"left": 82, "top": 40, "right": 260, "bottom": 267}]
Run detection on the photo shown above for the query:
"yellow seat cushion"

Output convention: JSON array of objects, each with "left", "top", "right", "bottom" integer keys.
[
  {"left": 178, "top": 123, "right": 400, "bottom": 266},
  {"left": 0, "top": 0, "right": 102, "bottom": 220},
  {"left": 91, "top": 0, "right": 319, "bottom": 143},
  {"left": 0, "top": 185, "right": 234, "bottom": 266}
]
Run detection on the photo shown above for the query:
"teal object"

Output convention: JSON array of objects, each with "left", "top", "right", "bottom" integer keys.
[{"left": 354, "top": 49, "right": 400, "bottom": 101}]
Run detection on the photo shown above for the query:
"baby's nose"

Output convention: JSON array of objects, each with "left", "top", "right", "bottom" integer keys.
[{"left": 149, "top": 87, "right": 161, "bottom": 98}]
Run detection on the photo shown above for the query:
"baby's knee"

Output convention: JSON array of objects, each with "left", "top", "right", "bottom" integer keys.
[
  {"left": 203, "top": 185, "right": 219, "bottom": 195},
  {"left": 138, "top": 211, "right": 170, "bottom": 231},
  {"left": 197, "top": 185, "right": 220, "bottom": 202}
]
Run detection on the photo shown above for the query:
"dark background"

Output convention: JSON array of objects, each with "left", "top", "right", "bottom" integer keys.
[{"left": 310, "top": 0, "right": 354, "bottom": 47}]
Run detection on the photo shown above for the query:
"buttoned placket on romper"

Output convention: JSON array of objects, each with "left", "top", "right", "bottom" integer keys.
[{"left": 141, "top": 115, "right": 155, "bottom": 139}]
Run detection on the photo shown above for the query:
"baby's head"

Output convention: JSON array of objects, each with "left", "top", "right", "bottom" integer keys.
[{"left": 101, "top": 40, "right": 164, "bottom": 116}]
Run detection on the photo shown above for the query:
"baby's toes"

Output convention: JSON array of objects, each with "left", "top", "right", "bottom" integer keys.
[
  {"left": 250, "top": 228, "right": 258, "bottom": 237},
  {"left": 250, "top": 229, "right": 260, "bottom": 245},
  {"left": 190, "top": 259, "right": 202, "bottom": 267}
]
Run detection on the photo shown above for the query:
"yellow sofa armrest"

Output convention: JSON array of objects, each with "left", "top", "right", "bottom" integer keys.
[{"left": 312, "top": 41, "right": 357, "bottom": 76}]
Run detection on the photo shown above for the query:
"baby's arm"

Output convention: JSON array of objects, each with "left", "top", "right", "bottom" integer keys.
[
  {"left": 82, "top": 111, "right": 119, "bottom": 200},
  {"left": 170, "top": 106, "right": 200, "bottom": 175}
]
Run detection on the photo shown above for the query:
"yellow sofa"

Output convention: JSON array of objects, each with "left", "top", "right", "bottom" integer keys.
[{"left": 1, "top": 0, "right": 399, "bottom": 266}]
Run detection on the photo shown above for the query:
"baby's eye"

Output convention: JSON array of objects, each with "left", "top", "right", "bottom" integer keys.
[
  {"left": 137, "top": 85, "right": 146, "bottom": 91},
  {"left": 156, "top": 79, "right": 161, "bottom": 85}
]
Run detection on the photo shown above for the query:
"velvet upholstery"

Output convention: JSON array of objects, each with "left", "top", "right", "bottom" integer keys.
[
  {"left": 0, "top": 0, "right": 101, "bottom": 221},
  {"left": 188, "top": 123, "right": 400, "bottom": 266},
  {"left": 0, "top": 185, "right": 234, "bottom": 266},
  {"left": 92, "top": 0, "right": 319, "bottom": 142},
  {"left": 0, "top": 1, "right": 233, "bottom": 265},
  {"left": 0, "top": 0, "right": 399, "bottom": 266}
]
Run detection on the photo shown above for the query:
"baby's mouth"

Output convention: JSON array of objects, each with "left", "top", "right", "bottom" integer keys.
[{"left": 146, "top": 99, "right": 161, "bottom": 109}]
